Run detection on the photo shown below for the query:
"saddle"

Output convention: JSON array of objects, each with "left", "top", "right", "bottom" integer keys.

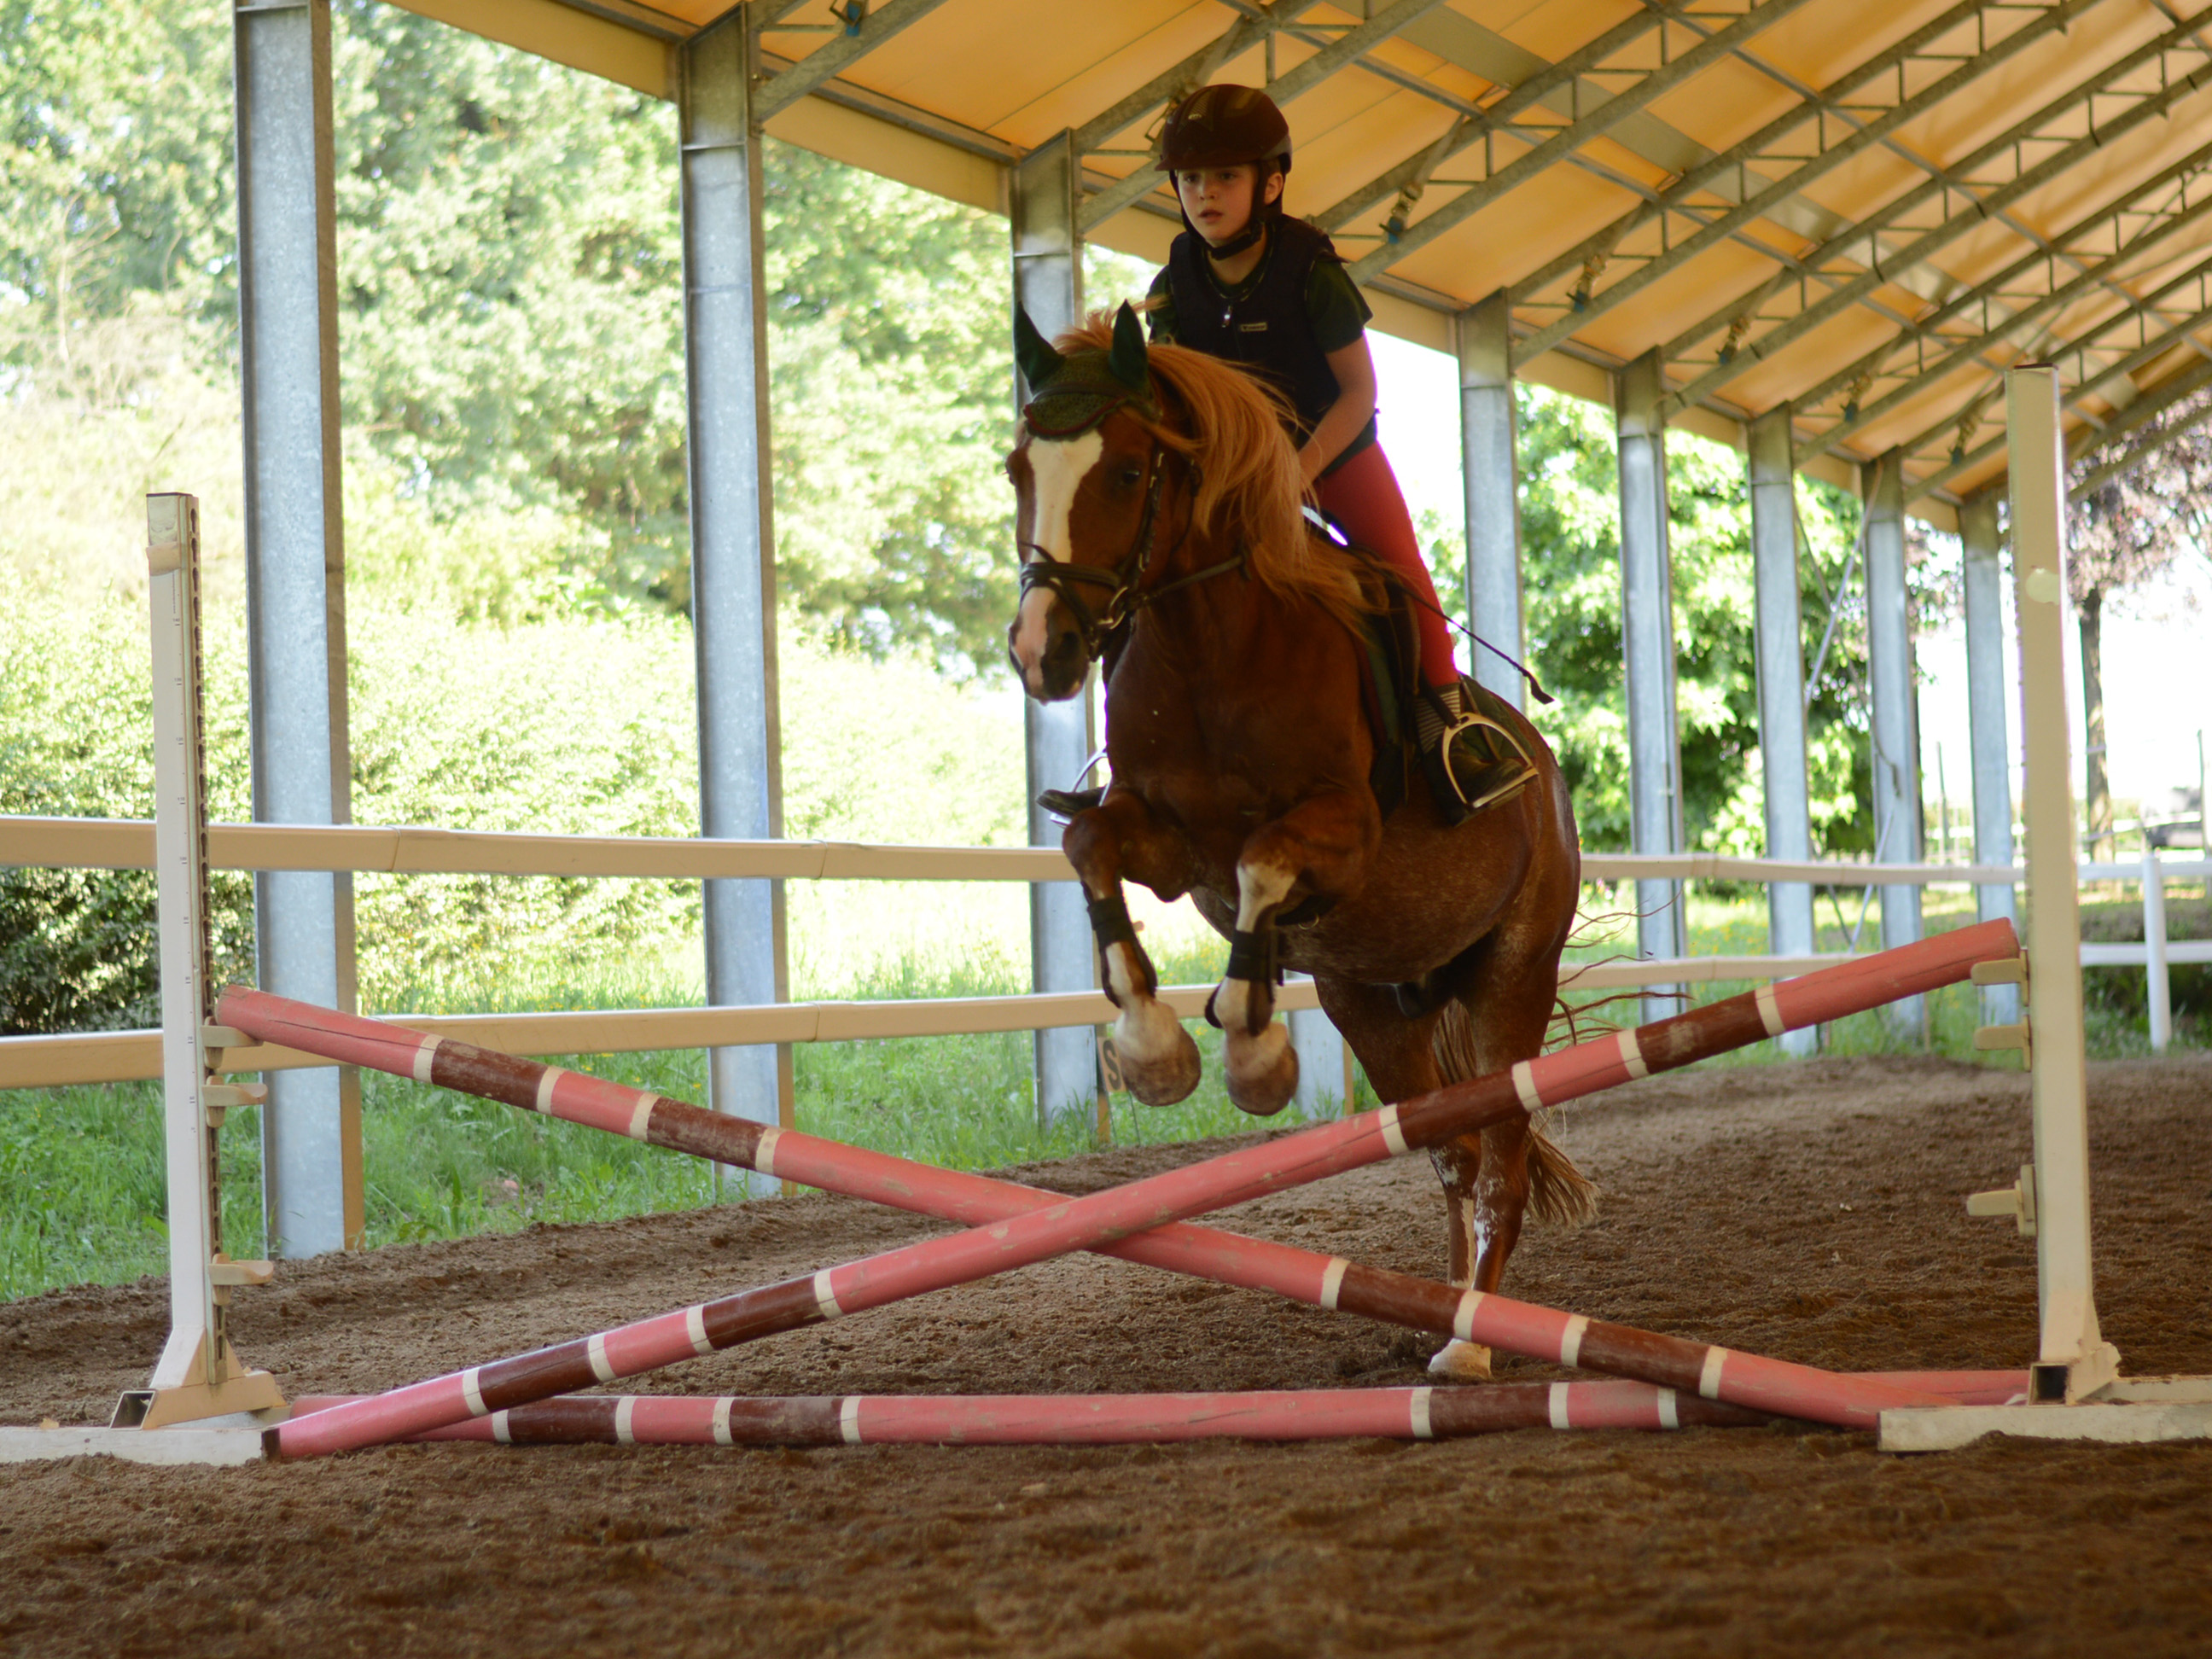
[{"left": 1347, "top": 560, "right": 1538, "bottom": 824}]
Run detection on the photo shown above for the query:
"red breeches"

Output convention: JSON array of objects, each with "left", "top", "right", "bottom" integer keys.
[{"left": 1313, "top": 443, "right": 1458, "bottom": 689}]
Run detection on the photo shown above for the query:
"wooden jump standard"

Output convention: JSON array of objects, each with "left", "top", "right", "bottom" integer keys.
[
  {"left": 289, "top": 1373, "right": 2031, "bottom": 1447},
  {"left": 223, "top": 917, "right": 2018, "bottom": 1459}
]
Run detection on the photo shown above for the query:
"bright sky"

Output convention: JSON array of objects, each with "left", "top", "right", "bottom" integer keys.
[{"left": 1367, "top": 331, "right": 2212, "bottom": 825}]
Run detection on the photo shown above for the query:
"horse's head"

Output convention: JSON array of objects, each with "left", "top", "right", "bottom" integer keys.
[{"left": 1005, "top": 304, "right": 1171, "bottom": 702}]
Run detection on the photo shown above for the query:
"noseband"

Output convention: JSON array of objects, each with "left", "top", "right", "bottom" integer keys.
[{"left": 1016, "top": 441, "right": 1244, "bottom": 670}]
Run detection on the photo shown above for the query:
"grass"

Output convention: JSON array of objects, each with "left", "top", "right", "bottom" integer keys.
[{"left": 2, "top": 883, "right": 2199, "bottom": 1302}]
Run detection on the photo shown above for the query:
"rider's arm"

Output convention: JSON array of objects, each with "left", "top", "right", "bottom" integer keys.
[{"left": 1297, "top": 337, "right": 1377, "bottom": 486}]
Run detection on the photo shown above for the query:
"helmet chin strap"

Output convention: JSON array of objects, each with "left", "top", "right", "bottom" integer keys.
[{"left": 1190, "top": 205, "right": 1272, "bottom": 261}]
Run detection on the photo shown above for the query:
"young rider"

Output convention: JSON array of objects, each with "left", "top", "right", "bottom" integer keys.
[{"left": 1144, "top": 83, "right": 1502, "bottom": 825}]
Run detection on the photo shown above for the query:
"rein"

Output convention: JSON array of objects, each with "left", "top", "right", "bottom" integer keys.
[{"left": 1018, "top": 441, "right": 1243, "bottom": 673}]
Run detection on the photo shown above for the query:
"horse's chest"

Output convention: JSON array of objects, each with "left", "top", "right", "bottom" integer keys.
[
  {"left": 1111, "top": 713, "right": 1305, "bottom": 859},
  {"left": 1108, "top": 683, "right": 1324, "bottom": 797}
]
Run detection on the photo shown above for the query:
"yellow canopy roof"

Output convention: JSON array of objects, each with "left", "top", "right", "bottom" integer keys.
[{"left": 393, "top": 0, "right": 2212, "bottom": 521}]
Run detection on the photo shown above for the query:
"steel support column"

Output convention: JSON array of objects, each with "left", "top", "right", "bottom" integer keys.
[
  {"left": 1864, "top": 449, "right": 1924, "bottom": 1033},
  {"left": 1458, "top": 290, "right": 1522, "bottom": 708},
  {"left": 1013, "top": 132, "right": 1104, "bottom": 1132},
  {"left": 1960, "top": 489, "right": 2020, "bottom": 1027},
  {"left": 682, "top": 14, "right": 792, "bottom": 1192},
  {"left": 1289, "top": 977, "right": 1352, "bottom": 1122},
  {"left": 1615, "top": 352, "right": 1685, "bottom": 1021},
  {"left": 1747, "top": 406, "right": 1816, "bottom": 1057},
  {"left": 235, "top": 0, "right": 361, "bottom": 1258}
]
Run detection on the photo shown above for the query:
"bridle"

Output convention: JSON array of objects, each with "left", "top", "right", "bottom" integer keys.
[{"left": 1016, "top": 434, "right": 1245, "bottom": 672}]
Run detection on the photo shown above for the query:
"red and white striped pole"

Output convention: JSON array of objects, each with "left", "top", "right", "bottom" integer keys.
[
  {"left": 289, "top": 1385, "right": 1764, "bottom": 1444},
  {"left": 287, "top": 1372, "right": 2028, "bottom": 1448},
  {"left": 230, "top": 917, "right": 2017, "bottom": 1458}
]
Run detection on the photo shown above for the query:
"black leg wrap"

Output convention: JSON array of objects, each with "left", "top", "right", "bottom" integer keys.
[
  {"left": 1225, "top": 928, "right": 1279, "bottom": 1038},
  {"left": 1086, "top": 891, "right": 1139, "bottom": 952},
  {"left": 1225, "top": 926, "right": 1278, "bottom": 987},
  {"left": 1086, "top": 890, "right": 1152, "bottom": 1001}
]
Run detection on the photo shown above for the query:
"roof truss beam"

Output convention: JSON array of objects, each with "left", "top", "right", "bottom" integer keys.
[
  {"left": 754, "top": 0, "right": 954, "bottom": 121},
  {"left": 1811, "top": 197, "right": 2212, "bottom": 463},
  {"left": 1907, "top": 326, "right": 2212, "bottom": 501},
  {"left": 1890, "top": 267, "right": 2212, "bottom": 466},
  {"left": 1787, "top": 142, "right": 2212, "bottom": 457},
  {"left": 1507, "top": 0, "right": 2095, "bottom": 369},
  {"left": 1074, "top": 0, "right": 1451, "bottom": 234},
  {"left": 1654, "top": 4, "right": 2212, "bottom": 416},
  {"left": 2069, "top": 388, "right": 2212, "bottom": 498},
  {"left": 1067, "top": 0, "right": 1324, "bottom": 160},
  {"left": 1309, "top": 1, "right": 1680, "bottom": 236},
  {"left": 1344, "top": 0, "right": 1818, "bottom": 285},
  {"left": 1697, "top": 6, "right": 2176, "bottom": 348}
]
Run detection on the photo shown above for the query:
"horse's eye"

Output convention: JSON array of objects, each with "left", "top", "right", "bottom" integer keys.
[{"left": 1117, "top": 467, "right": 1144, "bottom": 488}]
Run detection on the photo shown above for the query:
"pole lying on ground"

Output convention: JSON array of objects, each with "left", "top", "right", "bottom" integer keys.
[
  {"left": 229, "top": 917, "right": 2019, "bottom": 1458},
  {"left": 287, "top": 1372, "right": 2029, "bottom": 1448}
]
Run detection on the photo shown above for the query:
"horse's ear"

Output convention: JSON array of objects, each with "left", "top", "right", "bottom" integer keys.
[
  {"left": 1109, "top": 302, "right": 1149, "bottom": 392},
  {"left": 1013, "top": 306, "right": 1062, "bottom": 393}
]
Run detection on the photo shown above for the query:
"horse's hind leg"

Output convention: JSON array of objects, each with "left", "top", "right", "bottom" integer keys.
[
  {"left": 1426, "top": 1126, "right": 1528, "bottom": 1382},
  {"left": 1426, "top": 940, "right": 1586, "bottom": 1382}
]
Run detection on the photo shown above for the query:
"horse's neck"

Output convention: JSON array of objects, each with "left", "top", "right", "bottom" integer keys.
[
  {"left": 1139, "top": 525, "right": 1271, "bottom": 662},
  {"left": 1121, "top": 534, "right": 1353, "bottom": 731}
]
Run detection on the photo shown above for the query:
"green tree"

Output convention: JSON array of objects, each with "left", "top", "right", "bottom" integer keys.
[
  {"left": 0, "top": 0, "right": 236, "bottom": 366},
  {"left": 1476, "top": 386, "right": 1874, "bottom": 857},
  {"left": 3, "top": 0, "right": 1026, "bottom": 666},
  {"left": 329, "top": 3, "right": 687, "bottom": 597},
  {"left": 2065, "top": 395, "right": 2212, "bottom": 859},
  {"left": 758, "top": 143, "right": 1016, "bottom": 668}
]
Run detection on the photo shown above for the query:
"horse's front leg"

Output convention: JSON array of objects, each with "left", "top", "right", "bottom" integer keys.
[
  {"left": 1064, "top": 792, "right": 1202, "bottom": 1107},
  {"left": 1212, "top": 792, "right": 1376, "bottom": 1116}
]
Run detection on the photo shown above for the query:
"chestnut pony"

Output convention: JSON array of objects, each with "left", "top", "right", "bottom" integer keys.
[{"left": 1006, "top": 307, "right": 1593, "bottom": 1379}]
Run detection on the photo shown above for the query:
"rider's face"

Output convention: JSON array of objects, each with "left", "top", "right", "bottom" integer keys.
[{"left": 1173, "top": 164, "right": 1283, "bottom": 247}]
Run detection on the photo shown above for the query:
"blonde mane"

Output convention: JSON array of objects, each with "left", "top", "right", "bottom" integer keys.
[{"left": 1057, "top": 313, "right": 1373, "bottom": 631}]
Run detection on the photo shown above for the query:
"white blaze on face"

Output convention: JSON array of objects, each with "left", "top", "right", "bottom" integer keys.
[{"left": 1013, "top": 430, "right": 1104, "bottom": 676}]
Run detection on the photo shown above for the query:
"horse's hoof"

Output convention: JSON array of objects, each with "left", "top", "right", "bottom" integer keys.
[
  {"left": 1225, "top": 1020, "right": 1298, "bottom": 1116},
  {"left": 1115, "top": 1005, "right": 1202, "bottom": 1106},
  {"left": 1429, "top": 1339, "right": 1493, "bottom": 1382}
]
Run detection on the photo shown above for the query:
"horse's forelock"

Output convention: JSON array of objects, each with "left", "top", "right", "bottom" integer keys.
[{"left": 1054, "top": 314, "right": 1370, "bottom": 630}]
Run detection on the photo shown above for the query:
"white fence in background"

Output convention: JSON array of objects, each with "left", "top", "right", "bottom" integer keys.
[{"left": 0, "top": 816, "right": 2203, "bottom": 1090}]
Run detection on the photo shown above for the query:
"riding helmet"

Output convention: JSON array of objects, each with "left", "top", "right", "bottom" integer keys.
[{"left": 1155, "top": 84, "right": 1293, "bottom": 175}]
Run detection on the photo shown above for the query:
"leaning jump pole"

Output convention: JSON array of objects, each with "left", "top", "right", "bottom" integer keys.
[
  {"left": 286, "top": 1375, "right": 2029, "bottom": 1447},
  {"left": 228, "top": 917, "right": 2018, "bottom": 1458}
]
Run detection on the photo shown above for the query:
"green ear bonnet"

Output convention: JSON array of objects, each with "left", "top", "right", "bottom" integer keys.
[{"left": 1014, "top": 303, "right": 1159, "bottom": 438}]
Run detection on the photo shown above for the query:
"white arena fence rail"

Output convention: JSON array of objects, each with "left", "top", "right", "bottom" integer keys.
[{"left": 0, "top": 816, "right": 2203, "bottom": 1091}]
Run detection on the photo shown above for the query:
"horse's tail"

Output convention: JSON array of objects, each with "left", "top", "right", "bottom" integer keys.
[{"left": 1430, "top": 999, "right": 1600, "bottom": 1229}]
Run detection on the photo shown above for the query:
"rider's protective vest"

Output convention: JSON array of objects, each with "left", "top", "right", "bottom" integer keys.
[{"left": 1164, "top": 216, "right": 1345, "bottom": 444}]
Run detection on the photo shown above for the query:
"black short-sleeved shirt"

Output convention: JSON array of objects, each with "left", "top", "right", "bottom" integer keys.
[{"left": 1146, "top": 233, "right": 1377, "bottom": 471}]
